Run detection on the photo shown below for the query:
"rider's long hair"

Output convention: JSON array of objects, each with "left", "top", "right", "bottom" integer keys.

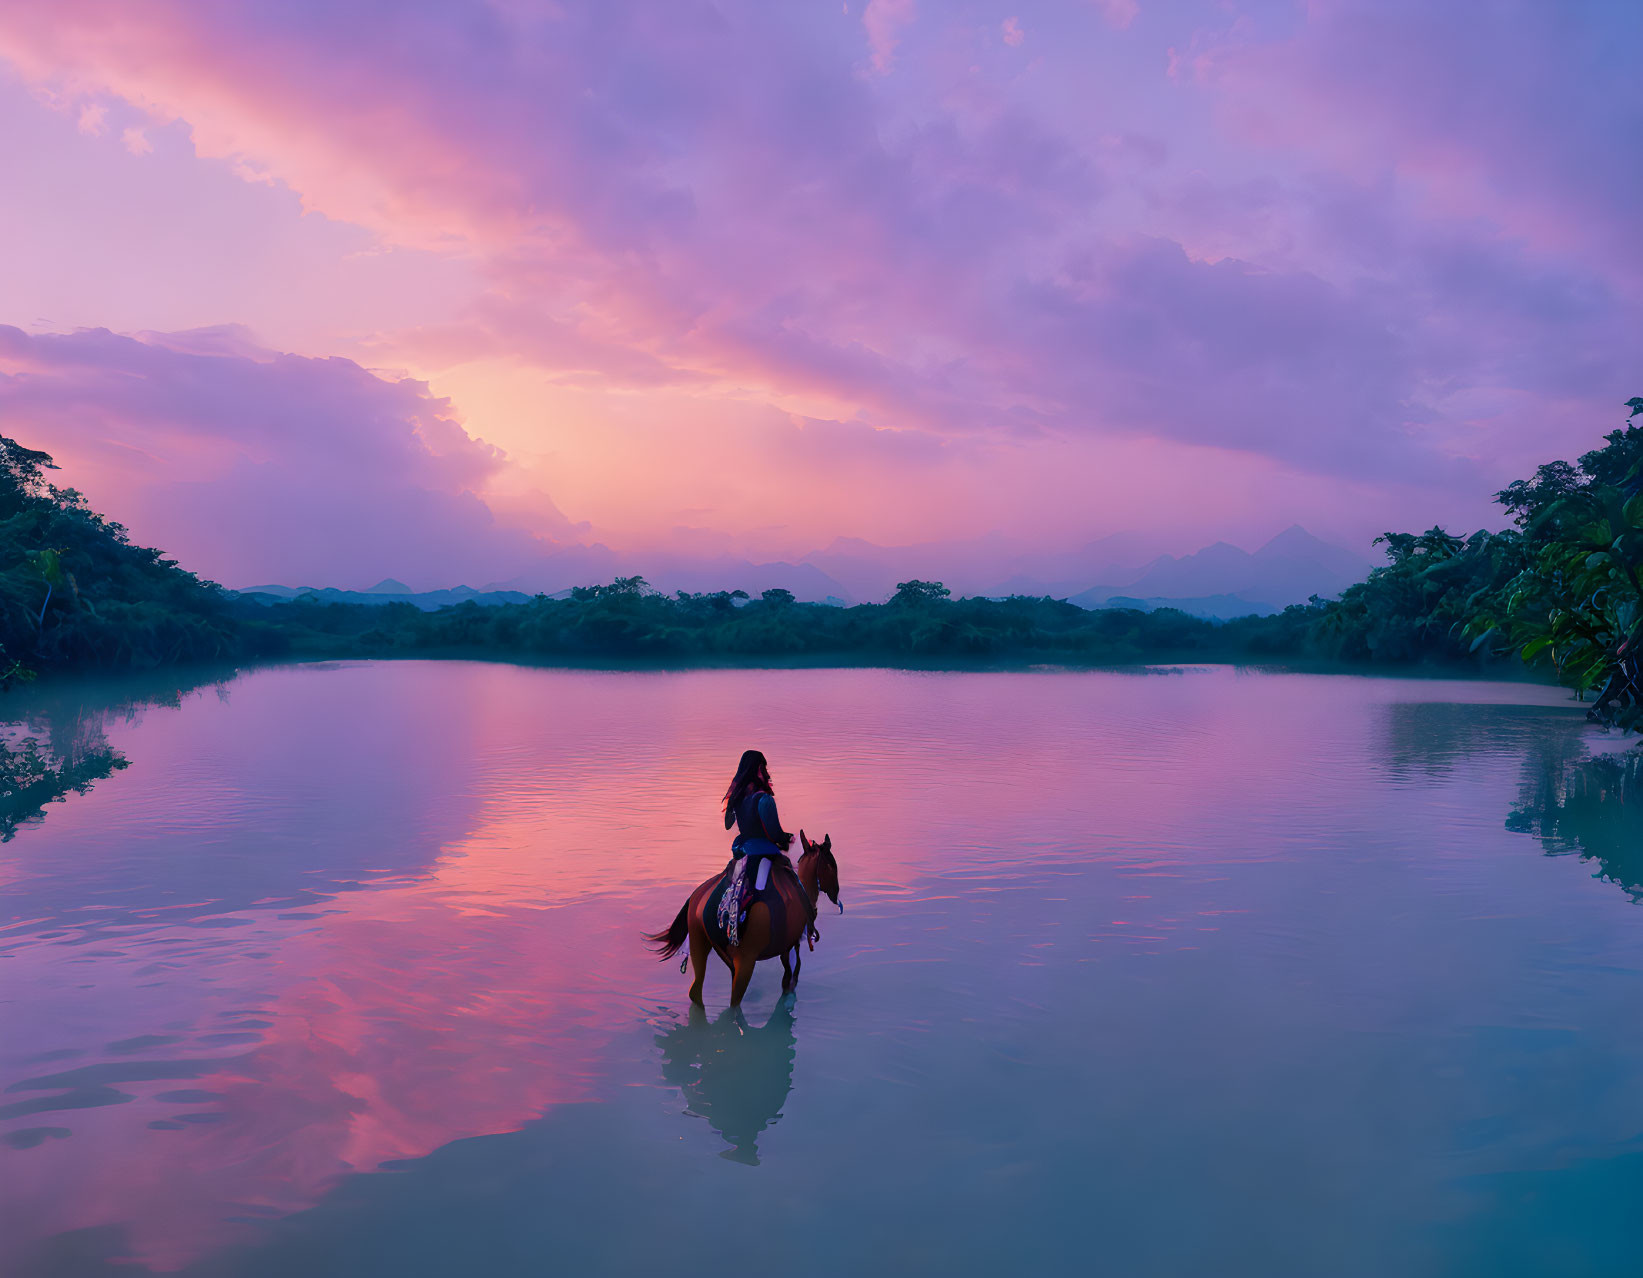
[{"left": 723, "top": 749, "right": 772, "bottom": 825}]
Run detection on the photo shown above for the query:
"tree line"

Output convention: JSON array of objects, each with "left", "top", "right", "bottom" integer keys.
[
  {"left": 2, "top": 398, "right": 1641, "bottom": 728},
  {"left": 0, "top": 435, "right": 255, "bottom": 687}
]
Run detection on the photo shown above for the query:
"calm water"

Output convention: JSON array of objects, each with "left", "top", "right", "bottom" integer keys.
[{"left": 3, "top": 661, "right": 1643, "bottom": 1276}]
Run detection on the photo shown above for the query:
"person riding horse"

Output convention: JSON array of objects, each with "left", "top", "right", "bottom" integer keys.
[{"left": 648, "top": 750, "right": 840, "bottom": 1006}]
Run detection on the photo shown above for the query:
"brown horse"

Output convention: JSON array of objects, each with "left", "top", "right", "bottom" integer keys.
[{"left": 648, "top": 831, "right": 841, "bottom": 1006}]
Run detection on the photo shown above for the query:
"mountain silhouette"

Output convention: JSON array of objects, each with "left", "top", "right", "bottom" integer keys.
[
  {"left": 1070, "top": 526, "right": 1374, "bottom": 617},
  {"left": 237, "top": 526, "right": 1371, "bottom": 615}
]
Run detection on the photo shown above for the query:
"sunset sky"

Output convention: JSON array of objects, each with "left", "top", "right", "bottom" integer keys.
[{"left": 0, "top": 1, "right": 1637, "bottom": 590}]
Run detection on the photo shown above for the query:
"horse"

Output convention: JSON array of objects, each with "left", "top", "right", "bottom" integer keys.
[{"left": 647, "top": 830, "right": 842, "bottom": 1006}]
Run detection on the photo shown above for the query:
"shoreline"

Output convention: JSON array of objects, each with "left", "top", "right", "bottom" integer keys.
[{"left": 0, "top": 646, "right": 1564, "bottom": 691}]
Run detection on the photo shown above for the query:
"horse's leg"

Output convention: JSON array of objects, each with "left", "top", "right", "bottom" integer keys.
[
  {"left": 792, "top": 945, "right": 801, "bottom": 986},
  {"left": 687, "top": 919, "right": 710, "bottom": 1006},
  {"left": 779, "top": 950, "right": 793, "bottom": 991},
  {"left": 729, "top": 904, "right": 769, "bottom": 1007},
  {"left": 729, "top": 951, "right": 755, "bottom": 1006}
]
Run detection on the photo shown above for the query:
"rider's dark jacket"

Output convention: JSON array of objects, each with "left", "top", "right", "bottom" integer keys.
[{"left": 726, "top": 788, "right": 791, "bottom": 861}]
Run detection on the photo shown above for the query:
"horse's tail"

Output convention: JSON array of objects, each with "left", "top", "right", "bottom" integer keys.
[{"left": 646, "top": 900, "right": 691, "bottom": 961}]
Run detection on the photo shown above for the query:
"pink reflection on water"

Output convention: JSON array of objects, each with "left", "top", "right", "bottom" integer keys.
[
  {"left": 0, "top": 662, "right": 1588, "bottom": 1271},
  {"left": 4, "top": 891, "right": 632, "bottom": 1269}
]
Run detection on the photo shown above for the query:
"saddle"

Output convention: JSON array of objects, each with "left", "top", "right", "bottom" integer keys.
[{"left": 703, "top": 855, "right": 812, "bottom": 958}]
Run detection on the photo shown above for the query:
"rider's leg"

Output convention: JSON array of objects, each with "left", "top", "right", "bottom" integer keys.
[{"left": 736, "top": 854, "right": 766, "bottom": 928}]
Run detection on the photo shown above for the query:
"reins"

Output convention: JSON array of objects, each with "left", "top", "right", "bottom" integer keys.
[{"left": 799, "top": 850, "right": 823, "bottom": 950}]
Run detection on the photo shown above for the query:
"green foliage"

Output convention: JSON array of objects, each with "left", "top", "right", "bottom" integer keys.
[
  {"left": 16, "top": 399, "right": 1643, "bottom": 722},
  {"left": 250, "top": 581, "right": 1311, "bottom": 665},
  {"left": 219, "top": 395, "right": 1643, "bottom": 697},
  {"left": 1478, "top": 400, "right": 1643, "bottom": 729},
  {"left": 0, "top": 434, "right": 256, "bottom": 681},
  {"left": 891, "top": 579, "right": 952, "bottom": 606},
  {"left": 1309, "top": 527, "right": 1525, "bottom": 664},
  {"left": 1277, "top": 397, "right": 1643, "bottom": 736}
]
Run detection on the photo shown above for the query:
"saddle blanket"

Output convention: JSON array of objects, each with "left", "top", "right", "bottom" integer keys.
[{"left": 704, "top": 855, "right": 797, "bottom": 959}]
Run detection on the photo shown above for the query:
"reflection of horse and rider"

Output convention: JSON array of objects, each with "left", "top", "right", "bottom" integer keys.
[
  {"left": 655, "top": 999, "right": 798, "bottom": 1165},
  {"left": 648, "top": 750, "right": 842, "bottom": 1006}
]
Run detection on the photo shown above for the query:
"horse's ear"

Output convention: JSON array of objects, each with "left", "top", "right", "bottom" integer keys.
[{"left": 799, "top": 829, "right": 811, "bottom": 851}]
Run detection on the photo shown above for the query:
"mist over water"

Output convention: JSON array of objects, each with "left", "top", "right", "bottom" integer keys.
[{"left": 3, "top": 662, "right": 1642, "bottom": 1277}]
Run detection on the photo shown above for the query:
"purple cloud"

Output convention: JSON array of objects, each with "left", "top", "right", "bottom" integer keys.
[
  {"left": 0, "top": 325, "right": 569, "bottom": 588},
  {"left": 0, "top": 0, "right": 1636, "bottom": 568}
]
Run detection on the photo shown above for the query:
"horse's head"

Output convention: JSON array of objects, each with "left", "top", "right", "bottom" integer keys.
[{"left": 799, "top": 830, "right": 842, "bottom": 912}]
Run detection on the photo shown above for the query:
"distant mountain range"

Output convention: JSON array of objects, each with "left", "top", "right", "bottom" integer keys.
[
  {"left": 799, "top": 524, "right": 1374, "bottom": 617},
  {"left": 798, "top": 530, "right": 1163, "bottom": 603},
  {"left": 1068, "top": 526, "right": 1376, "bottom": 620},
  {"left": 234, "top": 525, "right": 1376, "bottom": 620}
]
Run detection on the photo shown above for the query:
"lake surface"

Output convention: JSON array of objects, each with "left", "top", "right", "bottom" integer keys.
[{"left": 3, "top": 661, "right": 1643, "bottom": 1276}]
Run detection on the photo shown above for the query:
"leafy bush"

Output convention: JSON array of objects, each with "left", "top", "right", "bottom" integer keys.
[
  {"left": 1474, "top": 400, "right": 1643, "bottom": 728},
  {"left": 0, "top": 435, "right": 250, "bottom": 681}
]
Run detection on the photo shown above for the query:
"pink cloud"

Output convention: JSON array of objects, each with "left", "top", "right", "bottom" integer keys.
[
  {"left": 1197, "top": 0, "right": 1643, "bottom": 273},
  {"left": 864, "top": 0, "right": 917, "bottom": 73},
  {"left": 0, "top": 0, "right": 1634, "bottom": 578},
  {"left": 1092, "top": 0, "right": 1138, "bottom": 31},
  {"left": 0, "top": 1, "right": 1627, "bottom": 479},
  {"left": 0, "top": 325, "right": 574, "bottom": 588}
]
